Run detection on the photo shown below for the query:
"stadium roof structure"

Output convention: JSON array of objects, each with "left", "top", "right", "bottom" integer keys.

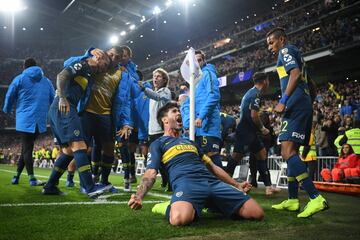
[{"left": 0, "top": 0, "right": 275, "bottom": 62}]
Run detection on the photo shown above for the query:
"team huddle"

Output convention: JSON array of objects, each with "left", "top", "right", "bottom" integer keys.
[{"left": 3, "top": 27, "right": 329, "bottom": 226}]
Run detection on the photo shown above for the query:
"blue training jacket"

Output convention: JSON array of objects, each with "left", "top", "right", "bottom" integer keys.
[
  {"left": 132, "top": 81, "right": 151, "bottom": 140},
  {"left": 63, "top": 48, "right": 133, "bottom": 129},
  {"left": 3, "top": 66, "right": 55, "bottom": 133},
  {"left": 195, "top": 64, "right": 221, "bottom": 139}
]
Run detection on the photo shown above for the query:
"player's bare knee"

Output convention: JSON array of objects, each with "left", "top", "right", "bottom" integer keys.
[
  {"left": 169, "top": 211, "right": 194, "bottom": 226},
  {"left": 69, "top": 141, "right": 87, "bottom": 152},
  {"left": 239, "top": 199, "right": 264, "bottom": 220}
]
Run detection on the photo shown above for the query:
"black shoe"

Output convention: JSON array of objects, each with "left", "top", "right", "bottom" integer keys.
[{"left": 42, "top": 185, "right": 66, "bottom": 195}]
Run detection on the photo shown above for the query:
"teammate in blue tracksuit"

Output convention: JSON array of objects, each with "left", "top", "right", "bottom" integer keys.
[
  {"left": 3, "top": 58, "right": 55, "bottom": 186},
  {"left": 194, "top": 50, "right": 222, "bottom": 167}
]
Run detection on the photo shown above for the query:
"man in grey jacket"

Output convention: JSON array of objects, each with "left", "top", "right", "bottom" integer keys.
[
  {"left": 139, "top": 68, "right": 172, "bottom": 144},
  {"left": 138, "top": 68, "right": 171, "bottom": 188}
]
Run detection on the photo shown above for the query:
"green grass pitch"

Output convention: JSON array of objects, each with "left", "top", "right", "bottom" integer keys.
[{"left": 0, "top": 164, "right": 359, "bottom": 240}]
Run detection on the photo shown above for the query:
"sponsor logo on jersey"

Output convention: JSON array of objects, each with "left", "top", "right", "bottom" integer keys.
[
  {"left": 73, "top": 130, "right": 80, "bottom": 136},
  {"left": 283, "top": 54, "right": 293, "bottom": 62},
  {"left": 74, "top": 63, "right": 82, "bottom": 70}
]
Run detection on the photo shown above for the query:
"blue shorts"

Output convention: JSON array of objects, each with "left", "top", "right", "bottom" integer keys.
[
  {"left": 278, "top": 109, "right": 312, "bottom": 145},
  {"left": 48, "top": 98, "right": 85, "bottom": 146},
  {"left": 80, "top": 111, "right": 114, "bottom": 145},
  {"left": 195, "top": 136, "right": 220, "bottom": 154},
  {"left": 233, "top": 133, "right": 264, "bottom": 154},
  {"left": 170, "top": 178, "right": 250, "bottom": 218}
]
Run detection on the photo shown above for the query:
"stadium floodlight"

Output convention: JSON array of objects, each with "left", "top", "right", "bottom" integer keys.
[
  {"left": 3, "top": 26, "right": 7, "bottom": 29},
  {"left": 129, "top": 24, "right": 135, "bottom": 30},
  {"left": 40, "top": 27, "right": 44, "bottom": 31},
  {"left": 0, "top": 0, "right": 27, "bottom": 12},
  {"left": 22, "top": 27, "right": 26, "bottom": 30},
  {"left": 120, "top": 31, "right": 126, "bottom": 36},
  {"left": 110, "top": 35, "right": 119, "bottom": 44},
  {"left": 153, "top": 6, "right": 161, "bottom": 15},
  {"left": 165, "top": 1, "right": 173, "bottom": 7}
]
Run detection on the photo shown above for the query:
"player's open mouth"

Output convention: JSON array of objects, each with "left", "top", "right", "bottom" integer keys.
[{"left": 176, "top": 116, "right": 182, "bottom": 123}]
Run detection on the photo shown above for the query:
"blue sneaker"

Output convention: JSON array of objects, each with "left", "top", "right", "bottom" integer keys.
[
  {"left": 29, "top": 179, "right": 45, "bottom": 186},
  {"left": 87, "top": 184, "right": 112, "bottom": 198},
  {"left": 124, "top": 179, "right": 131, "bottom": 192},
  {"left": 12, "top": 176, "right": 19, "bottom": 185},
  {"left": 66, "top": 181, "right": 75, "bottom": 188},
  {"left": 96, "top": 183, "right": 119, "bottom": 193}
]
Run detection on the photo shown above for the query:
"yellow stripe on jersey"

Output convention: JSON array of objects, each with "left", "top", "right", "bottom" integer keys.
[
  {"left": 276, "top": 66, "right": 288, "bottom": 79},
  {"left": 74, "top": 76, "right": 88, "bottom": 91},
  {"left": 162, "top": 144, "right": 199, "bottom": 164},
  {"left": 202, "top": 154, "right": 212, "bottom": 164}
]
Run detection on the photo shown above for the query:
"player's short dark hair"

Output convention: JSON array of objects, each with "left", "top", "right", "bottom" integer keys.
[
  {"left": 119, "top": 45, "right": 133, "bottom": 57},
  {"left": 24, "top": 58, "right": 37, "bottom": 69},
  {"left": 266, "top": 27, "right": 287, "bottom": 39},
  {"left": 252, "top": 72, "right": 268, "bottom": 84},
  {"left": 195, "top": 50, "right": 205, "bottom": 61},
  {"left": 157, "top": 101, "right": 179, "bottom": 130}
]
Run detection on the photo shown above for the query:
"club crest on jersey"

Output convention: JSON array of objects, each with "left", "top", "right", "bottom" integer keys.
[
  {"left": 73, "top": 129, "right": 80, "bottom": 136},
  {"left": 281, "top": 48, "right": 288, "bottom": 54},
  {"left": 283, "top": 54, "right": 292, "bottom": 62},
  {"left": 175, "top": 191, "right": 183, "bottom": 197},
  {"left": 74, "top": 63, "right": 82, "bottom": 70}
]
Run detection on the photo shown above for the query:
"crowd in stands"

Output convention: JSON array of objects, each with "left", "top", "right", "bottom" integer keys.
[{"left": 141, "top": 0, "right": 359, "bottom": 82}]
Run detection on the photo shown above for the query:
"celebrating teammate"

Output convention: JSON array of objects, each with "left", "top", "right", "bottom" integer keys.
[
  {"left": 43, "top": 54, "right": 112, "bottom": 197},
  {"left": 128, "top": 102, "right": 263, "bottom": 226},
  {"left": 266, "top": 27, "right": 329, "bottom": 217}
]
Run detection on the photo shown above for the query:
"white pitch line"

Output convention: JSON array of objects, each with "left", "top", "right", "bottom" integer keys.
[
  {"left": 0, "top": 168, "right": 171, "bottom": 199},
  {"left": 0, "top": 200, "right": 164, "bottom": 207}
]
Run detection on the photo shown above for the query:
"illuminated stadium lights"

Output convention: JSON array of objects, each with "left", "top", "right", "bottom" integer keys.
[
  {"left": 164, "top": 50, "right": 167, "bottom": 53},
  {"left": 120, "top": 31, "right": 126, "bottom": 36},
  {"left": 234, "top": 21, "right": 238, "bottom": 24},
  {"left": 312, "top": 27, "right": 320, "bottom": 32},
  {"left": 187, "top": 39, "right": 190, "bottom": 42},
  {"left": 146, "top": 57, "right": 149, "bottom": 60},
  {"left": 153, "top": 6, "right": 161, "bottom": 15},
  {"left": 165, "top": 0, "right": 173, "bottom": 7},
  {"left": 161, "top": 50, "right": 163, "bottom": 53},
  {"left": 130, "top": 40, "right": 133, "bottom": 43},
  {"left": 151, "top": 28, "right": 155, "bottom": 31},
  {"left": 110, "top": 35, "right": 119, "bottom": 44},
  {"left": 3, "top": 26, "right": 7, "bottom": 29},
  {"left": 148, "top": 54, "right": 151, "bottom": 57},
  {"left": 140, "top": 34, "right": 143, "bottom": 38},
  {"left": 284, "top": 0, "right": 290, "bottom": 2},
  {"left": 140, "top": 15, "right": 146, "bottom": 23},
  {"left": 163, "top": 20, "right": 167, "bottom": 24},
  {"left": 40, "top": 27, "right": 44, "bottom": 31},
  {"left": 177, "top": 12, "right": 181, "bottom": 16},
  {"left": 161, "top": 60, "right": 164, "bottom": 63},
  {"left": 254, "top": 13, "right": 256, "bottom": 16},
  {"left": 22, "top": 27, "right": 26, "bottom": 31},
  {"left": 346, "top": 77, "right": 349, "bottom": 80},
  {"left": 193, "top": 3, "right": 196, "bottom": 7},
  {"left": 129, "top": 24, "right": 135, "bottom": 30},
  {"left": 0, "top": 0, "right": 27, "bottom": 12}
]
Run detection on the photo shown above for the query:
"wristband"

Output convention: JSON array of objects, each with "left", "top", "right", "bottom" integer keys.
[{"left": 279, "top": 94, "right": 289, "bottom": 105}]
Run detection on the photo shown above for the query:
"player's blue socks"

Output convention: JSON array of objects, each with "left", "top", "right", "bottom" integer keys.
[
  {"left": 91, "top": 144, "right": 101, "bottom": 176},
  {"left": 120, "top": 145, "right": 130, "bottom": 180},
  {"left": 73, "top": 150, "right": 94, "bottom": 192},
  {"left": 47, "top": 154, "right": 73, "bottom": 186},
  {"left": 256, "top": 160, "right": 271, "bottom": 186},
  {"left": 67, "top": 171, "right": 74, "bottom": 182},
  {"left": 287, "top": 176, "right": 299, "bottom": 199},
  {"left": 287, "top": 155, "right": 319, "bottom": 199},
  {"left": 210, "top": 154, "right": 223, "bottom": 168},
  {"left": 100, "top": 154, "right": 114, "bottom": 185}
]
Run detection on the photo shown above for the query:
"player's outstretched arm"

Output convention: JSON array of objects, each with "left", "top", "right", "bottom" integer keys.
[
  {"left": 203, "top": 155, "right": 251, "bottom": 193},
  {"left": 128, "top": 169, "right": 157, "bottom": 210}
]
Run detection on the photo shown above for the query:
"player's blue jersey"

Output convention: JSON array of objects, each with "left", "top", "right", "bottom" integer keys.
[
  {"left": 276, "top": 44, "right": 312, "bottom": 110},
  {"left": 220, "top": 112, "right": 236, "bottom": 140},
  {"left": 147, "top": 136, "right": 216, "bottom": 185},
  {"left": 236, "top": 87, "right": 261, "bottom": 135},
  {"left": 64, "top": 61, "right": 93, "bottom": 106}
]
